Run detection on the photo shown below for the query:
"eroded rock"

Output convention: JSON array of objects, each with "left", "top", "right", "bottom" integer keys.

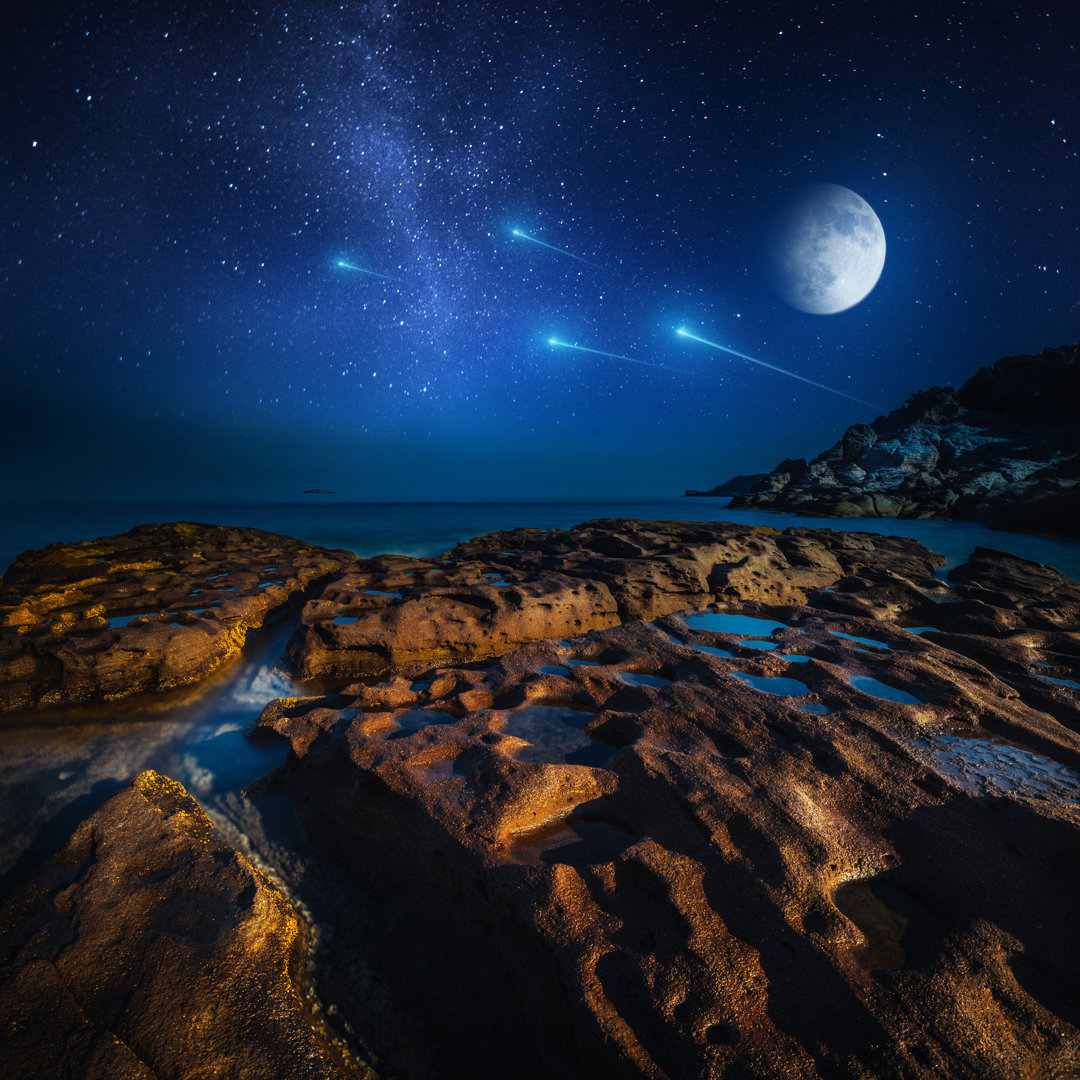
[
  {"left": 0, "top": 770, "right": 369, "bottom": 1080},
  {"left": 288, "top": 519, "right": 944, "bottom": 685},
  {"left": 255, "top": 533, "right": 1080, "bottom": 1079},
  {"left": 0, "top": 521, "right": 353, "bottom": 711}
]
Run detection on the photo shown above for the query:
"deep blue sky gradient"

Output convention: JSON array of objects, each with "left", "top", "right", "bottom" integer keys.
[{"left": 3, "top": 1, "right": 1077, "bottom": 500}]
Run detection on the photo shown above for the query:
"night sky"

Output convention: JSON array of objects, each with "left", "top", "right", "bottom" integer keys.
[{"left": 3, "top": 1, "right": 1077, "bottom": 501}]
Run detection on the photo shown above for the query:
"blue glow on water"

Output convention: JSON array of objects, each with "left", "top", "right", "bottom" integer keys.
[
  {"left": 690, "top": 643, "right": 734, "bottom": 658},
  {"left": 850, "top": 676, "right": 922, "bottom": 705},
  {"left": 831, "top": 630, "right": 890, "bottom": 650},
  {"left": 333, "top": 616, "right": 360, "bottom": 625},
  {"left": 732, "top": 673, "right": 809, "bottom": 696},
  {"left": 782, "top": 654, "right": 811, "bottom": 663},
  {"left": 800, "top": 702, "right": 832, "bottom": 714},
  {"left": 682, "top": 612, "right": 791, "bottom": 636},
  {"left": 539, "top": 665, "right": 571, "bottom": 676},
  {"left": 567, "top": 659, "right": 602, "bottom": 668},
  {"left": 1040, "top": 675, "right": 1080, "bottom": 690},
  {"left": 617, "top": 672, "right": 672, "bottom": 688},
  {"left": 739, "top": 639, "right": 778, "bottom": 650},
  {"left": 364, "top": 590, "right": 403, "bottom": 599}
]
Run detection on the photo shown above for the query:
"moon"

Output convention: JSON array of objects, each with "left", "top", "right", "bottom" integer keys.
[{"left": 764, "top": 183, "right": 886, "bottom": 314}]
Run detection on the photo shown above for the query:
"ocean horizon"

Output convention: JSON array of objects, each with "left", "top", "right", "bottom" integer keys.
[{"left": 4, "top": 496, "right": 1080, "bottom": 581}]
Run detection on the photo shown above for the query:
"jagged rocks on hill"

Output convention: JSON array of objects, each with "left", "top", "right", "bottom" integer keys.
[{"left": 729, "top": 344, "right": 1080, "bottom": 534}]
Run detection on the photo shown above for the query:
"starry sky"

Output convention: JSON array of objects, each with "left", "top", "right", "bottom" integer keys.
[{"left": 3, "top": 0, "right": 1077, "bottom": 501}]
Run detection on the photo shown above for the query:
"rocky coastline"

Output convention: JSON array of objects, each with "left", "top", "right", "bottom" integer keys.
[
  {"left": 1, "top": 517, "right": 1078, "bottom": 1078},
  {"left": 719, "top": 345, "right": 1080, "bottom": 534}
]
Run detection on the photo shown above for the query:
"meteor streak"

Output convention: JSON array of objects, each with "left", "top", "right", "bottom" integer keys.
[
  {"left": 336, "top": 259, "right": 397, "bottom": 281},
  {"left": 512, "top": 229, "right": 603, "bottom": 269},
  {"left": 675, "top": 328, "right": 882, "bottom": 409},
  {"left": 548, "top": 338, "right": 688, "bottom": 374}
]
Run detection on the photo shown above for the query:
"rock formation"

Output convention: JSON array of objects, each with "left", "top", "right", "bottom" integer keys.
[
  {"left": 0, "top": 770, "right": 369, "bottom": 1080},
  {"left": 0, "top": 521, "right": 353, "bottom": 712},
  {"left": 729, "top": 344, "right": 1080, "bottom": 534},
  {"left": 4, "top": 517, "right": 1078, "bottom": 1079},
  {"left": 256, "top": 519, "right": 1079, "bottom": 1078},
  {"left": 286, "top": 519, "right": 947, "bottom": 684},
  {"left": 684, "top": 472, "right": 767, "bottom": 497}
]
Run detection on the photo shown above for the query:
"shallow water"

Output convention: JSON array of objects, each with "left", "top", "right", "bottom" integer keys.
[
  {"left": 681, "top": 611, "right": 793, "bottom": 636},
  {"left": 849, "top": 676, "right": 922, "bottom": 705},
  {"left": 617, "top": 672, "right": 672, "bottom": 688},
  {"left": 500, "top": 705, "right": 617, "bottom": 768},
  {"left": 925, "top": 734, "right": 1080, "bottom": 803},
  {"left": 731, "top": 673, "right": 809, "bottom": 697},
  {"left": 0, "top": 617, "right": 302, "bottom": 883}
]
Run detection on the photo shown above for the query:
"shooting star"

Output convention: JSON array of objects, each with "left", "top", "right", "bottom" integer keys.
[
  {"left": 675, "top": 328, "right": 883, "bottom": 409},
  {"left": 336, "top": 259, "right": 397, "bottom": 281},
  {"left": 548, "top": 338, "right": 689, "bottom": 375},
  {"left": 512, "top": 229, "right": 603, "bottom": 269}
]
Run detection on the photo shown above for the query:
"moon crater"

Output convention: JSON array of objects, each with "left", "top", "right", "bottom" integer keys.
[{"left": 765, "top": 183, "right": 886, "bottom": 315}]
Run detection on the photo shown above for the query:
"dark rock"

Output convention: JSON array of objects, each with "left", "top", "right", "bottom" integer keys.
[
  {"left": 0, "top": 770, "right": 368, "bottom": 1080},
  {"left": 0, "top": 521, "right": 353, "bottom": 711},
  {"left": 729, "top": 344, "right": 1080, "bottom": 534}
]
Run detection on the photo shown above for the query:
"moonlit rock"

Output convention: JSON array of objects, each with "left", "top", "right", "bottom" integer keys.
[{"left": 765, "top": 183, "right": 886, "bottom": 315}]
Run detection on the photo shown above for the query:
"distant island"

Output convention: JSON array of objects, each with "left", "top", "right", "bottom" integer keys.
[
  {"left": 699, "top": 344, "right": 1078, "bottom": 536},
  {"left": 684, "top": 472, "right": 766, "bottom": 498}
]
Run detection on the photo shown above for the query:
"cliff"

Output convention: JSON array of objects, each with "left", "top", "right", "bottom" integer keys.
[{"left": 729, "top": 344, "right": 1080, "bottom": 534}]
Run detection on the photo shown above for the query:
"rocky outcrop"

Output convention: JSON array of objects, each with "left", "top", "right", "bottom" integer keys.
[
  {"left": 255, "top": 524, "right": 1080, "bottom": 1079},
  {"left": 0, "top": 522, "right": 353, "bottom": 712},
  {"left": 0, "top": 771, "right": 368, "bottom": 1080},
  {"left": 729, "top": 344, "right": 1080, "bottom": 534},
  {"left": 287, "top": 519, "right": 946, "bottom": 685}
]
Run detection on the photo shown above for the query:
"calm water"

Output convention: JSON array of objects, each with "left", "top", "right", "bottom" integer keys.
[{"left": 4, "top": 497, "right": 1080, "bottom": 578}]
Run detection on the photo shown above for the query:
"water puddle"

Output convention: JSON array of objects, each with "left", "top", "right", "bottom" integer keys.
[
  {"left": 106, "top": 614, "right": 158, "bottom": 628},
  {"left": 833, "top": 880, "right": 933, "bottom": 971},
  {"left": 507, "top": 816, "right": 639, "bottom": 868},
  {"left": 681, "top": 612, "right": 791, "bottom": 636},
  {"left": 849, "top": 676, "right": 922, "bottom": 705},
  {"left": 831, "top": 631, "right": 890, "bottom": 650},
  {"left": 925, "top": 735, "right": 1080, "bottom": 803},
  {"left": 567, "top": 659, "right": 602, "bottom": 669},
  {"left": 738, "top": 640, "right": 778, "bottom": 651},
  {"left": 782, "top": 654, "right": 811, "bottom": 664},
  {"left": 333, "top": 617, "right": 361, "bottom": 625},
  {"left": 616, "top": 672, "right": 672, "bottom": 688},
  {"left": 731, "top": 673, "right": 809, "bottom": 697},
  {"left": 481, "top": 574, "right": 509, "bottom": 586},
  {"left": 800, "top": 702, "right": 832, "bottom": 715},
  {"left": 539, "top": 665, "right": 571, "bottom": 677},
  {"left": 500, "top": 706, "right": 618, "bottom": 768},
  {"left": 363, "top": 590, "right": 403, "bottom": 599},
  {"left": 902, "top": 627, "right": 938, "bottom": 635},
  {"left": 387, "top": 710, "right": 460, "bottom": 741},
  {"left": 410, "top": 681, "right": 430, "bottom": 693},
  {"left": 1040, "top": 675, "right": 1080, "bottom": 690},
  {"left": 689, "top": 644, "right": 734, "bottom": 659}
]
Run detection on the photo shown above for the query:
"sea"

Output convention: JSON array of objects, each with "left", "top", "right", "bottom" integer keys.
[
  {"left": 1, "top": 497, "right": 1077, "bottom": 973},
  {"left": 5, "top": 496, "right": 1080, "bottom": 578}
]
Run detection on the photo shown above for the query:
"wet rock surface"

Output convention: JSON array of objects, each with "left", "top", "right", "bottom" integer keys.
[
  {"left": 253, "top": 522, "right": 1080, "bottom": 1079},
  {"left": 0, "top": 521, "right": 353, "bottom": 711},
  {"left": 0, "top": 770, "right": 369, "bottom": 1080},
  {"left": 730, "top": 344, "right": 1080, "bottom": 534},
  {"left": 287, "top": 518, "right": 946, "bottom": 684}
]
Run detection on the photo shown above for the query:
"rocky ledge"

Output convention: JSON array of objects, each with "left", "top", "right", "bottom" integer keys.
[
  {"left": 0, "top": 770, "right": 368, "bottom": 1079},
  {"left": 286, "top": 518, "right": 946, "bottom": 685},
  {"left": 728, "top": 344, "right": 1080, "bottom": 534},
  {"left": 0, "top": 521, "right": 353, "bottom": 712},
  {"left": 256, "top": 521, "right": 1078, "bottom": 1078}
]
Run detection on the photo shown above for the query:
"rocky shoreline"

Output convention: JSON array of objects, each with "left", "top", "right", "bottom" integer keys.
[
  {"left": 717, "top": 345, "right": 1080, "bottom": 535},
  {"left": 1, "top": 518, "right": 1078, "bottom": 1078}
]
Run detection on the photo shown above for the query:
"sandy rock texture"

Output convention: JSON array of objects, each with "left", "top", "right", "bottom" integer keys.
[
  {"left": 0, "top": 770, "right": 369, "bottom": 1080},
  {"left": 287, "top": 518, "right": 946, "bottom": 684},
  {"left": 257, "top": 524, "right": 1080, "bottom": 1079},
  {"left": 727, "top": 344, "right": 1080, "bottom": 534},
  {"left": 0, "top": 521, "right": 353, "bottom": 711}
]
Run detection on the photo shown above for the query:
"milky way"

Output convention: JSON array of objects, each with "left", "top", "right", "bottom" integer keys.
[{"left": 3, "top": 2, "right": 1076, "bottom": 498}]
